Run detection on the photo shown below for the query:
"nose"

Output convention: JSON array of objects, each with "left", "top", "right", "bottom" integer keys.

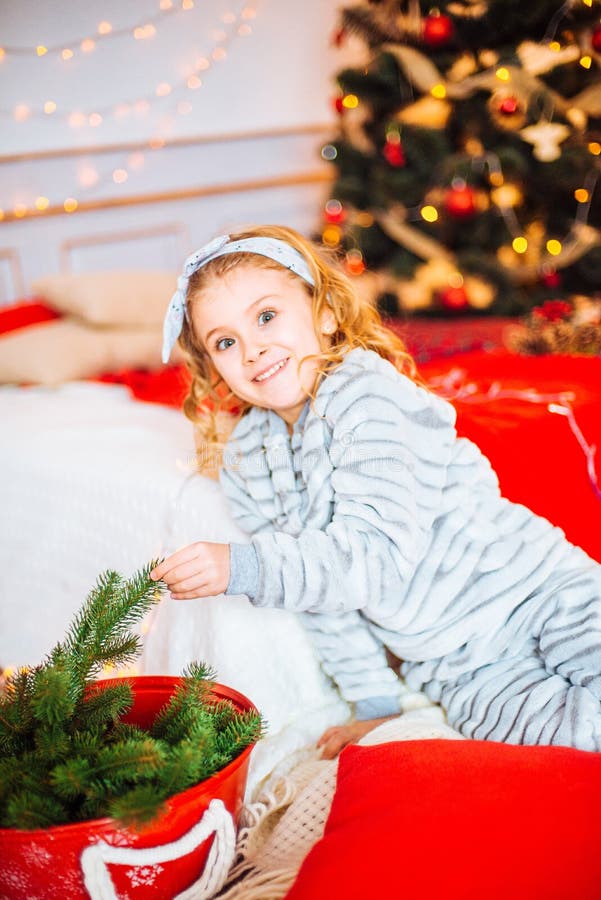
[{"left": 243, "top": 340, "right": 268, "bottom": 365}]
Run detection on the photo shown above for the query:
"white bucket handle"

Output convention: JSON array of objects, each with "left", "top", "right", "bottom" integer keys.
[{"left": 80, "top": 798, "right": 236, "bottom": 900}]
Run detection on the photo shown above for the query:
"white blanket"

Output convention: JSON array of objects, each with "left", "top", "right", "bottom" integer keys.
[{"left": 0, "top": 382, "right": 350, "bottom": 790}]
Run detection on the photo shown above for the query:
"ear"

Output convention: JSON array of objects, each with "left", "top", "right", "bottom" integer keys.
[{"left": 319, "top": 309, "right": 337, "bottom": 335}]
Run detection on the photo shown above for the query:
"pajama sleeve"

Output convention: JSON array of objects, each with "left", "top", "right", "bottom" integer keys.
[{"left": 248, "top": 365, "right": 456, "bottom": 619}]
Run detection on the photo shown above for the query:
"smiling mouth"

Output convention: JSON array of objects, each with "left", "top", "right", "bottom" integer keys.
[{"left": 253, "top": 358, "right": 289, "bottom": 383}]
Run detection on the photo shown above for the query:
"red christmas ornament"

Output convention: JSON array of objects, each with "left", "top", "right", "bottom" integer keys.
[
  {"left": 444, "top": 184, "right": 477, "bottom": 219},
  {"left": 383, "top": 138, "right": 406, "bottom": 167},
  {"left": 532, "top": 299, "right": 572, "bottom": 322},
  {"left": 592, "top": 24, "right": 601, "bottom": 53},
  {"left": 439, "top": 284, "right": 469, "bottom": 311},
  {"left": 541, "top": 269, "right": 562, "bottom": 290},
  {"left": 498, "top": 96, "right": 519, "bottom": 116},
  {"left": 423, "top": 12, "right": 454, "bottom": 48},
  {"left": 333, "top": 95, "right": 345, "bottom": 115}
]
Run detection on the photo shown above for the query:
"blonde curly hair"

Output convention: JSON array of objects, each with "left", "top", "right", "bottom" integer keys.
[{"left": 178, "top": 224, "right": 417, "bottom": 473}]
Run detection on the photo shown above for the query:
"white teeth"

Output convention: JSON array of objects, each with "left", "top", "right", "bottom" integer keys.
[{"left": 254, "top": 359, "right": 286, "bottom": 382}]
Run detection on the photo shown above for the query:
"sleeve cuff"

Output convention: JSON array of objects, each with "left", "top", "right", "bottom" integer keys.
[
  {"left": 226, "top": 542, "right": 260, "bottom": 599},
  {"left": 354, "top": 695, "right": 402, "bottom": 721}
]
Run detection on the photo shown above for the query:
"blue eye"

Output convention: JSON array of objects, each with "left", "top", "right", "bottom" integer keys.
[
  {"left": 216, "top": 337, "right": 235, "bottom": 351},
  {"left": 258, "top": 310, "right": 276, "bottom": 325}
]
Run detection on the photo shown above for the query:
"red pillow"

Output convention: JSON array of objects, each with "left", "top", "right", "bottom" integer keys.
[{"left": 286, "top": 740, "right": 601, "bottom": 900}]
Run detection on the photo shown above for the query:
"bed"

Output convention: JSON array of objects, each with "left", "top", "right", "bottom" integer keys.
[{"left": 1, "top": 287, "right": 600, "bottom": 898}]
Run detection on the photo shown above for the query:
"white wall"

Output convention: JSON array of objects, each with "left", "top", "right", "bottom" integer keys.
[{"left": 0, "top": 0, "right": 357, "bottom": 301}]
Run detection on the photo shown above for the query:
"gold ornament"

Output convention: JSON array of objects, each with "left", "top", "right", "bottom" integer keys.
[
  {"left": 519, "top": 120, "right": 570, "bottom": 161},
  {"left": 479, "top": 49, "right": 498, "bottom": 68},
  {"left": 464, "top": 275, "right": 495, "bottom": 309},
  {"left": 446, "top": 52, "right": 478, "bottom": 82},
  {"left": 566, "top": 106, "right": 587, "bottom": 131},
  {"left": 397, "top": 279, "right": 433, "bottom": 311},
  {"left": 397, "top": 95, "right": 451, "bottom": 129},
  {"left": 517, "top": 39, "right": 579, "bottom": 76},
  {"left": 490, "top": 183, "right": 524, "bottom": 208}
]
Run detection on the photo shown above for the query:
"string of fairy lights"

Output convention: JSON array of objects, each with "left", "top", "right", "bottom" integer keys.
[
  {"left": 0, "top": 1, "right": 260, "bottom": 221},
  {"left": 318, "top": 0, "right": 601, "bottom": 280}
]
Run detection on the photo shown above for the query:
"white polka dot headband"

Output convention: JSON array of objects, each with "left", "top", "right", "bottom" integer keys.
[{"left": 161, "top": 235, "right": 316, "bottom": 363}]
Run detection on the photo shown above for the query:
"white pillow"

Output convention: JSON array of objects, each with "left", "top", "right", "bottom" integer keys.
[
  {"left": 31, "top": 270, "right": 177, "bottom": 327},
  {"left": 0, "top": 319, "right": 171, "bottom": 384}
]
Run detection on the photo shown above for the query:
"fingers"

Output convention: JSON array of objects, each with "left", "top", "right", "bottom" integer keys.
[
  {"left": 151, "top": 546, "right": 200, "bottom": 583},
  {"left": 316, "top": 725, "right": 355, "bottom": 759}
]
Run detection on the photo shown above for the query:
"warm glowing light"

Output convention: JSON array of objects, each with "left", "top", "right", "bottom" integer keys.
[
  {"left": 61, "top": 48, "right": 73, "bottom": 60},
  {"left": 89, "top": 113, "right": 103, "bottom": 127},
  {"left": 574, "top": 188, "right": 589, "bottom": 203},
  {"left": 97, "top": 20, "right": 112, "bottom": 35},
  {"left": 241, "top": 6, "right": 257, "bottom": 18},
  {"left": 512, "top": 236, "right": 528, "bottom": 254},
  {"left": 113, "top": 169, "right": 128, "bottom": 184},
  {"left": 196, "top": 56, "right": 210, "bottom": 70},
  {"left": 177, "top": 100, "right": 193, "bottom": 114},
  {"left": 187, "top": 75, "right": 202, "bottom": 89},
  {"left": 64, "top": 198, "right": 78, "bottom": 212},
  {"left": 0, "top": 209, "right": 5, "bottom": 221},
  {"left": 325, "top": 199, "right": 343, "bottom": 217},
  {"left": 149, "top": 137, "right": 166, "bottom": 149},
  {"left": 134, "top": 24, "right": 156, "bottom": 39},
  {"left": 212, "top": 47, "right": 227, "bottom": 61},
  {"left": 81, "top": 38, "right": 96, "bottom": 53},
  {"left": 549, "top": 41, "right": 561, "bottom": 51},
  {"left": 589, "top": 142, "right": 601, "bottom": 156},
  {"left": 342, "top": 93, "right": 359, "bottom": 109},
  {"left": 346, "top": 249, "right": 365, "bottom": 276},
  {"left": 495, "top": 67, "right": 510, "bottom": 81},
  {"left": 182, "top": 0, "right": 194, "bottom": 9},
  {"left": 68, "top": 111, "right": 86, "bottom": 127},
  {"left": 222, "top": 11, "right": 236, "bottom": 23},
  {"left": 238, "top": 24, "right": 252, "bottom": 35},
  {"left": 114, "top": 103, "right": 131, "bottom": 119},
  {"left": 43, "top": 100, "right": 57, "bottom": 114},
  {"left": 582, "top": 0, "right": 592, "bottom": 6},
  {"left": 35, "top": 196, "right": 50, "bottom": 211},
  {"left": 0, "top": 48, "right": 5, "bottom": 62},
  {"left": 546, "top": 239, "right": 562, "bottom": 256},
  {"left": 36, "top": 45, "right": 48, "bottom": 56},
  {"left": 321, "top": 143, "right": 337, "bottom": 161},
  {"left": 430, "top": 83, "right": 447, "bottom": 99},
  {"left": 160, "top": 0, "right": 173, "bottom": 8},
  {"left": 127, "top": 152, "right": 145, "bottom": 170},
  {"left": 155, "top": 82, "right": 172, "bottom": 96},
  {"left": 14, "top": 204, "right": 27, "bottom": 218},
  {"left": 489, "top": 171, "right": 504, "bottom": 187},
  {"left": 14, "top": 104, "right": 31, "bottom": 122},
  {"left": 421, "top": 205, "right": 439, "bottom": 223},
  {"left": 77, "top": 165, "right": 99, "bottom": 187},
  {"left": 491, "top": 184, "right": 523, "bottom": 208},
  {"left": 579, "top": 55, "right": 592, "bottom": 69},
  {"left": 211, "top": 29, "right": 227, "bottom": 41},
  {"left": 322, "top": 225, "right": 341, "bottom": 246}
]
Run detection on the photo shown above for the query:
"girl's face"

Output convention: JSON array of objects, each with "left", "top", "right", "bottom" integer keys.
[{"left": 191, "top": 263, "right": 333, "bottom": 426}]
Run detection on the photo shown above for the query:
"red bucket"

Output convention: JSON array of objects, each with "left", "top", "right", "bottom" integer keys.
[{"left": 0, "top": 676, "right": 257, "bottom": 899}]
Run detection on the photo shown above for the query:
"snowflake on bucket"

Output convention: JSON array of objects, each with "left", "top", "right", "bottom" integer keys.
[{"left": 126, "top": 863, "right": 165, "bottom": 888}]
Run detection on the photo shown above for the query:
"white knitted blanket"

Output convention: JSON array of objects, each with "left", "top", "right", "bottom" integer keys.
[{"left": 0, "top": 381, "right": 350, "bottom": 791}]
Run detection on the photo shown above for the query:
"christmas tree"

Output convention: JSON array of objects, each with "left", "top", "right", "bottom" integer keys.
[
  {"left": 0, "top": 563, "right": 263, "bottom": 830},
  {"left": 320, "top": 0, "right": 601, "bottom": 317}
]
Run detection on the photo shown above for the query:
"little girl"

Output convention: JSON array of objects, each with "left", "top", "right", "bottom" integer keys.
[{"left": 151, "top": 224, "right": 601, "bottom": 759}]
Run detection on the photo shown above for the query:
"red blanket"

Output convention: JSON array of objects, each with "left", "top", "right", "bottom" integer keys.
[{"left": 3, "top": 301, "right": 599, "bottom": 560}]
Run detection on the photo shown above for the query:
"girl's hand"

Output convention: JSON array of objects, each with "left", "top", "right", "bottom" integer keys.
[
  {"left": 317, "top": 716, "right": 398, "bottom": 759},
  {"left": 150, "top": 542, "right": 230, "bottom": 599}
]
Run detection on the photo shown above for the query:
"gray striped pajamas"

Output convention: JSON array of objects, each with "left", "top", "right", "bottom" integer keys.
[{"left": 220, "top": 348, "right": 601, "bottom": 750}]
